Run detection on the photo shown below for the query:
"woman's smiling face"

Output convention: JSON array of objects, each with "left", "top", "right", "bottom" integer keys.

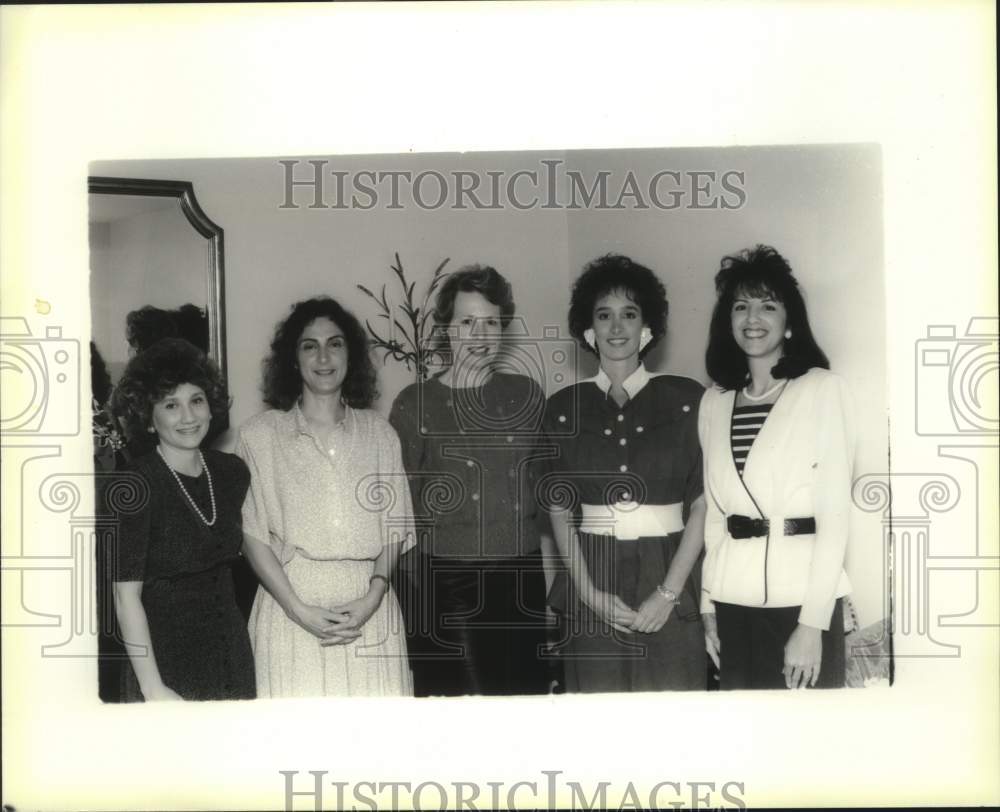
[
  {"left": 150, "top": 382, "right": 211, "bottom": 452},
  {"left": 296, "top": 317, "right": 349, "bottom": 397},
  {"left": 730, "top": 287, "right": 788, "bottom": 365},
  {"left": 447, "top": 290, "right": 503, "bottom": 381},
  {"left": 592, "top": 288, "right": 644, "bottom": 363}
]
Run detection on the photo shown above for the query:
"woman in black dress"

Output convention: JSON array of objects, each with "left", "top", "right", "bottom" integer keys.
[
  {"left": 541, "top": 255, "right": 707, "bottom": 692},
  {"left": 110, "top": 338, "right": 255, "bottom": 701}
]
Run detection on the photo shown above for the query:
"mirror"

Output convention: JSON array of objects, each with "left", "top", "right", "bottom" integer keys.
[{"left": 88, "top": 177, "right": 227, "bottom": 387}]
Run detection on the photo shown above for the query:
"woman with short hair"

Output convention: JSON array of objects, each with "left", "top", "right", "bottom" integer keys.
[
  {"left": 389, "top": 265, "right": 551, "bottom": 696},
  {"left": 700, "top": 245, "right": 853, "bottom": 690}
]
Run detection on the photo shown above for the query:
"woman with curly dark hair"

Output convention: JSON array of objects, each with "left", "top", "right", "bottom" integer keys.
[
  {"left": 389, "top": 265, "right": 551, "bottom": 696},
  {"left": 236, "top": 296, "right": 414, "bottom": 697},
  {"left": 541, "top": 254, "right": 707, "bottom": 692},
  {"left": 109, "top": 338, "right": 254, "bottom": 701},
  {"left": 699, "top": 245, "right": 853, "bottom": 690}
]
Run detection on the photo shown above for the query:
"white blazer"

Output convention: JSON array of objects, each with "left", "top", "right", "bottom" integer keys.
[{"left": 698, "top": 367, "right": 854, "bottom": 630}]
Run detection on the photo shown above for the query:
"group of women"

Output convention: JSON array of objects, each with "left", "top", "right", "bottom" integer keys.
[{"left": 108, "top": 243, "right": 854, "bottom": 701}]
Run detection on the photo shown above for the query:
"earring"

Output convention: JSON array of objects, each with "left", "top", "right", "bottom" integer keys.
[
  {"left": 583, "top": 328, "right": 596, "bottom": 350},
  {"left": 784, "top": 329, "right": 792, "bottom": 340},
  {"left": 639, "top": 327, "right": 653, "bottom": 351}
]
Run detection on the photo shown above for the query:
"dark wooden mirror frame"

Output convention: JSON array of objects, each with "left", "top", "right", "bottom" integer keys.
[{"left": 88, "top": 176, "right": 228, "bottom": 384}]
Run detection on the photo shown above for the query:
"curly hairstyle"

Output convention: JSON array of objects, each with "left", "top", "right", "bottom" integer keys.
[
  {"left": 429, "top": 264, "right": 516, "bottom": 356},
  {"left": 125, "top": 304, "right": 209, "bottom": 354},
  {"left": 262, "top": 296, "right": 377, "bottom": 410},
  {"left": 568, "top": 254, "right": 668, "bottom": 359},
  {"left": 110, "top": 338, "right": 229, "bottom": 450},
  {"left": 705, "top": 244, "right": 830, "bottom": 390}
]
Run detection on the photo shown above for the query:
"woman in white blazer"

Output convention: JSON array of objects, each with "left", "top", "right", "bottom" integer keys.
[{"left": 699, "top": 245, "right": 854, "bottom": 690}]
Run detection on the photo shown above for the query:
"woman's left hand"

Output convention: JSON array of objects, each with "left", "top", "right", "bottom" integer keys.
[
  {"left": 630, "top": 589, "right": 676, "bottom": 634},
  {"left": 321, "top": 589, "right": 383, "bottom": 647},
  {"left": 783, "top": 623, "right": 823, "bottom": 688}
]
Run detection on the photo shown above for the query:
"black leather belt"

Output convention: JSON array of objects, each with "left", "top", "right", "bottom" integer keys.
[{"left": 727, "top": 515, "right": 816, "bottom": 539}]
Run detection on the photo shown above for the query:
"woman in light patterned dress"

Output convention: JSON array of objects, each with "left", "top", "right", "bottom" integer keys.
[{"left": 237, "top": 297, "right": 414, "bottom": 697}]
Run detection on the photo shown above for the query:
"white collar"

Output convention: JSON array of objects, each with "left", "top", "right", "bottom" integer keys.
[{"left": 588, "top": 364, "right": 651, "bottom": 400}]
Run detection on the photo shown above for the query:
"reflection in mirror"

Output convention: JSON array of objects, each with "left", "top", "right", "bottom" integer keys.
[
  {"left": 88, "top": 178, "right": 226, "bottom": 392},
  {"left": 88, "top": 178, "right": 228, "bottom": 471},
  {"left": 89, "top": 194, "right": 211, "bottom": 383}
]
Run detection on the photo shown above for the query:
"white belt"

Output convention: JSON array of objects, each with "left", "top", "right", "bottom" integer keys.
[{"left": 578, "top": 502, "right": 684, "bottom": 541}]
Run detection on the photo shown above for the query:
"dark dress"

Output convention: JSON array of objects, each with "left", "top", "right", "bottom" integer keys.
[
  {"left": 540, "top": 372, "right": 707, "bottom": 692},
  {"left": 389, "top": 372, "right": 553, "bottom": 696},
  {"left": 113, "top": 449, "right": 256, "bottom": 701}
]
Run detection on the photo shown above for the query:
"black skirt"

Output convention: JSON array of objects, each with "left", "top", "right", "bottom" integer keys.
[{"left": 549, "top": 531, "right": 706, "bottom": 693}]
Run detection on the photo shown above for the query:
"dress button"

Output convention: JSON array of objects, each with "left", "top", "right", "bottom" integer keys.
[
  {"left": 619, "top": 438, "right": 627, "bottom": 446},
  {"left": 420, "top": 426, "right": 427, "bottom": 434},
  {"left": 603, "top": 428, "right": 612, "bottom": 436},
  {"left": 558, "top": 415, "right": 566, "bottom": 423},
  {"left": 328, "top": 449, "right": 335, "bottom": 456},
  {"left": 471, "top": 493, "right": 480, "bottom": 501},
  {"left": 682, "top": 404, "right": 691, "bottom": 413},
  {"left": 617, "top": 414, "right": 625, "bottom": 422},
  {"left": 636, "top": 425, "right": 644, "bottom": 433},
  {"left": 619, "top": 464, "right": 628, "bottom": 473},
  {"left": 621, "top": 491, "right": 631, "bottom": 501},
  {"left": 466, "top": 459, "right": 475, "bottom": 467},
  {"left": 506, "top": 435, "right": 514, "bottom": 443}
]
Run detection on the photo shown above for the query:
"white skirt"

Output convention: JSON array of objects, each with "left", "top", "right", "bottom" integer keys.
[{"left": 249, "top": 552, "right": 413, "bottom": 697}]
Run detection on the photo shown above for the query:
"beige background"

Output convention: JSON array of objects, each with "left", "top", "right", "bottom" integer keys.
[{"left": 2, "top": 2, "right": 997, "bottom": 810}]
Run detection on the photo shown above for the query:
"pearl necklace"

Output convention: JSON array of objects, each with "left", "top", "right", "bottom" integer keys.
[
  {"left": 157, "top": 446, "right": 217, "bottom": 526},
  {"left": 742, "top": 379, "right": 787, "bottom": 402}
]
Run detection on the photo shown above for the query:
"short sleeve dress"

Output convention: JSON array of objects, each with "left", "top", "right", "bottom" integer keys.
[
  {"left": 540, "top": 367, "right": 707, "bottom": 692},
  {"left": 236, "top": 404, "right": 415, "bottom": 697},
  {"left": 113, "top": 449, "right": 256, "bottom": 701}
]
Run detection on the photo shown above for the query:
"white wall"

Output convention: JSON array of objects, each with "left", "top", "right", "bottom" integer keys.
[{"left": 91, "top": 146, "right": 887, "bottom": 624}]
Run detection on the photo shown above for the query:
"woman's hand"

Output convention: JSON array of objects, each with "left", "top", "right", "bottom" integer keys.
[
  {"left": 288, "top": 600, "right": 359, "bottom": 642},
  {"left": 631, "top": 589, "right": 676, "bottom": 634},
  {"left": 702, "top": 613, "right": 721, "bottom": 670},
  {"left": 783, "top": 623, "right": 823, "bottom": 688},
  {"left": 321, "top": 587, "right": 384, "bottom": 647},
  {"left": 582, "top": 588, "right": 637, "bottom": 633},
  {"left": 143, "top": 683, "right": 183, "bottom": 701}
]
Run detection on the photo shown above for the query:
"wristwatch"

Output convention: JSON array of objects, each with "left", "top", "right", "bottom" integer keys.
[{"left": 655, "top": 584, "right": 679, "bottom": 603}]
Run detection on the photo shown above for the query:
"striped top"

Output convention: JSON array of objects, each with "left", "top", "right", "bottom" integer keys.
[{"left": 731, "top": 403, "right": 774, "bottom": 476}]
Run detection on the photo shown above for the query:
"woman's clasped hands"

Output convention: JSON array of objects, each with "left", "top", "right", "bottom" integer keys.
[
  {"left": 583, "top": 587, "right": 677, "bottom": 635},
  {"left": 287, "top": 592, "right": 382, "bottom": 647}
]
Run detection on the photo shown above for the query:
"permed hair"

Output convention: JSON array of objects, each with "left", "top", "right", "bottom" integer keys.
[
  {"left": 705, "top": 244, "right": 830, "bottom": 390},
  {"left": 125, "top": 304, "right": 209, "bottom": 355},
  {"left": 568, "top": 254, "right": 668, "bottom": 359},
  {"left": 110, "top": 337, "right": 229, "bottom": 447},
  {"left": 261, "top": 296, "right": 377, "bottom": 410}
]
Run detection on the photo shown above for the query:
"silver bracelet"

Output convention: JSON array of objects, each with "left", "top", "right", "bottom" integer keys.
[
  {"left": 655, "top": 584, "right": 679, "bottom": 603},
  {"left": 370, "top": 574, "right": 389, "bottom": 590}
]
